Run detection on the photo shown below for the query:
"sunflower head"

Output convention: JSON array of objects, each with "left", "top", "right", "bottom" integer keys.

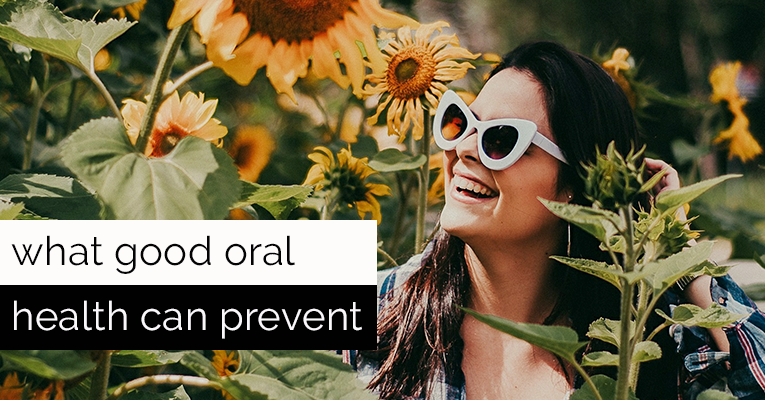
[
  {"left": 167, "top": 0, "right": 418, "bottom": 103},
  {"left": 212, "top": 350, "right": 240, "bottom": 377},
  {"left": 709, "top": 61, "right": 742, "bottom": 104},
  {"left": 112, "top": 0, "right": 146, "bottom": 20},
  {"left": 303, "top": 146, "right": 390, "bottom": 224},
  {"left": 121, "top": 88, "right": 228, "bottom": 158},
  {"left": 228, "top": 125, "right": 277, "bottom": 182},
  {"left": 365, "top": 21, "right": 479, "bottom": 141}
]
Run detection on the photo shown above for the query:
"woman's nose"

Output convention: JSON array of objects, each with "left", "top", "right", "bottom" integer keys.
[{"left": 455, "top": 129, "right": 480, "bottom": 165}]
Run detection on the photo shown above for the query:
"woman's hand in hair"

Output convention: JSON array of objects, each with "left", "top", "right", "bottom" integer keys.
[{"left": 644, "top": 157, "right": 687, "bottom": 220}]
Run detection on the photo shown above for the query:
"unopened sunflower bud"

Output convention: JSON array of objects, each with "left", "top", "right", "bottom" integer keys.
[{"left": 582, "top": 141, "right": 646, "bottom": 212}]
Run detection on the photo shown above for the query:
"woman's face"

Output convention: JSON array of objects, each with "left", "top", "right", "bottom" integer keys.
[{"left": 440, "top": 68, "right": 570, "bottom": 246}]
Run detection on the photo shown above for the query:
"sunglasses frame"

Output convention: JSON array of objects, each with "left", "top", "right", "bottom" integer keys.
[{"left": 433, "top": 90, "right": 568, "bottom": 170}]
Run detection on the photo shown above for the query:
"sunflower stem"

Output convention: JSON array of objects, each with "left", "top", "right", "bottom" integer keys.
[
  {"left": 135, "top": 21, "right": 192, "bottom": 154},
  {"left": 87, "top": 69, "right": 122, "bottom": 122},
  {"left": 88, "top": 351, "right": 112, "bottom": 400},
  {"left": 162, "top": 60, "right": 214, "bottom": 102},
  {"left": 414, "top": 110, "right": 432, "bottom": 252},
  {"left": 106, "top": 375, "right": 220, "bottom": 400}
]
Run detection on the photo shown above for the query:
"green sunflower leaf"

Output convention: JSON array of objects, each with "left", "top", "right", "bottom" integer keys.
[
  {"left": 539, "top": 198, "right": 623, "bottom": 244},
  {"left": 654, "top": 174, "right": 741, "bottom": 217},
  {"left": 0, "top": 350, "right": 96, "bottom": 380},
  {"left": 655, "top": 303, "right": 746, "bottom": 329},
  {"left": 697, "top": 389, "right": 738, "bottom": 400},
  {"left": 551, "top": 256, "right": 622, "bottom": 289},
  {"left": 461, "top": 308, "right": 586, "bottom": 363},
  {"left": 0, "top": 201, "right": 24, "bottom": 220},
  {"left": 0, "top": 0, "right": 135, "bottom": 74},
  {"left": 235, "top": 182, "right": 313, "bottom": 219},
  {"left": 111, "top": 350, "right": 189, "bottom": 368},
  {"left": 581, "top": 351, "right": 619, "bottom": 367},
  {"left": 633, "top": 340, "right": 662, "bottom": 363},
  {"left": 570, "top": 375, "right": 639, "bottom": 400},
  {"left": 368, "top": 148, "right": 427, "bottom": 172},
  {"left": 121, "top": 386, "right": 191, "bottom": 400},
  {"left": 0, "top": 173, "right": 101, "bottom": 219},
  {"left": 61, "top": 117, "right": 240, "bottom": 219},
  {"left": 220, "top": 351, "right": 376, "bottom": 400}
]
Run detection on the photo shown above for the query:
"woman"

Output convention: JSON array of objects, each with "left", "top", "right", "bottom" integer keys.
[{"left": 351, "top": 41, "right": 765, "bottom": 399}]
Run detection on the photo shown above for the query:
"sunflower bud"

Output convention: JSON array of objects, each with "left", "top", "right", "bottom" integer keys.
[{"left": 582, "top": 142, "right": 646, "bottom": 212}]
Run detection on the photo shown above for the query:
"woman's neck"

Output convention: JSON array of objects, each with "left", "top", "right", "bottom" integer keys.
[{"left": 464, "top": 235, "right": 563, "bottom": 324}]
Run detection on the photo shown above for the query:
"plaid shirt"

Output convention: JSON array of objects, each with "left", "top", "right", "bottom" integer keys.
[{"left": 347, "top": 249, "right": 765, "bottom": 400}]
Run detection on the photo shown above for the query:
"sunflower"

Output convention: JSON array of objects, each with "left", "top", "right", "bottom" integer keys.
[
  {"left": 167, "top": 0, "right": 418, "bottom": 103},
  {"left": 121, "top": 88, "right": 228, "bottom": 158},
  {"left": 709, "top": 61, "right": 762, "bottom": 162},
  {"left": 0, "top": 373, "right": 23, "bottom": 400},
  {"left": 602, "top": 47, "right": 636, "bottom": 109},
  {"left": 227, "top": 125, "right": 276, "bottom": 182},
  {"left": 303, "top": 146, "right": 390, "bottom": 224},
  {"left": 112, "top": 0, "right": 146, "bottom": 20},
  {"left": 212, "top": 350, "right": 239, "bottom": 377},
  {"left": 364, "top": 21, "right": 479, "bottom": 142}
]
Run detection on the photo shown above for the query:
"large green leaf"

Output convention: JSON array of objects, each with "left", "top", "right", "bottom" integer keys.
[
  {"left": 368, "top": 148, "right": 427, "bottom": 172},
  {"left": 570, "top": 375, "right": 638, "bottom": 400},
  {"left": 655, "top": 174, "right": 740, "bottom": 216},
  {"left": 462, "top": 308, "right": 586, "bottom": 363},
  {"left": 0, "top": 201, "right": 24, "bottom": 219},
  {"left": 0, "top": 350, "right": 96, "bottom": 380},
  {"left": 111, "top": 350, "right": 188, "bottom": 368},
  {"left": 655, "top": 303, "right": 746, "bottom": 329},
  {"left": 641, "top": 241, "right": 714, "bottom": 297},
  {"left": 539, "top": 198, "right": 622, "bottom": 244},
  {"left": 0, "top": 173, "right": 101, "bottom": 219},
  {"left": 221, "top": 351, "right": 375, "bottom": 400},
  {"left": 61, "top": 118, "right": 240, "bottom": 219},
  {"left": 697, "top": 389, "right": 738, "bottom": 400},
  {"left": 235, "top": 182, "right": 312, "bottom": 219},
  {"left": 0, "top": 0, "right": 135, "bottom": 73},
  {"left": 179, "top": 351, "right": 220, "bottom": 381},
  {"left": 551, "top": 256, "right": 622, "bottom": 289}
]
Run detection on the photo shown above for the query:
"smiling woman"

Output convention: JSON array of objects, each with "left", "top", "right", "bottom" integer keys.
[{"left": 352, "top": 41, "right": 765, "bottom": 400}]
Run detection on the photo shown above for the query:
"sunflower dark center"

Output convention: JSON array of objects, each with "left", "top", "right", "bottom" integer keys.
[
  {"left": 234, "top": 0, "right": 353, "bottom": 43},
  {"left": 386, "top": 46, "right": 437, "bottom": 100},
  {"left": 150, "top": 123, "right": 190, "bottom": 157},
  {"left": 234, "top": 144, "right": 255, "bottom": 167},
  {"left": 328, "top": 166, "right": 368, "bottom": 204}
]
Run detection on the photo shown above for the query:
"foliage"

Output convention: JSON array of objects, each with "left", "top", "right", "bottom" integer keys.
[{"left": 468, "top": 144, "right": 745, "bottom": 400}]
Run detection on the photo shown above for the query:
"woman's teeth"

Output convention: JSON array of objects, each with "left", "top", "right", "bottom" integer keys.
[{"left": 453, "top": 176, "right": 497, "bottom": 198}]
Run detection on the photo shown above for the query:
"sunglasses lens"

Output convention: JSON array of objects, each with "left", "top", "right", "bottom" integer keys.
[
  {"left": 440, "top": 104, "right": 468, "bottom": 141},
  {"left": 482, "top": 125, "right": 518, "bottom": 160}
]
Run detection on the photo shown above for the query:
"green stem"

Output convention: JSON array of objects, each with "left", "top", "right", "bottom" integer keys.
[
  {"left": 161, "top": 60, "right": 214, "bottom": 101},
  {"left": 615, "top": 207, "right": 636, "bottom": 400},
  {"left": 135, "top": 21, "right": 192, "bottom": 153},
  {"left": 64, "top": 79, "right": 81, "bottom": 138},
  {"left": 646, "top": 321, "right": 670, "bottom": 342},
  {"left": 88, "top": 352, "right": 112, "bottom": 400},
  {"left": 377, "top": 247, "right": 398, "bottom": 269},
  {"left": 571, "top": 362, "right": 604, "bottom": 400},
  {"left": 87, "top": 70, "right": 122, "bottom": 121},
  {"left": 22, "top": 83, "right": 42, "bottom": 171},
  {"left": 414, "top": 111, "right": 432, "bottom": 252},
  {"left": 106, "top": 375, "right": 219, "bottom": 400}
]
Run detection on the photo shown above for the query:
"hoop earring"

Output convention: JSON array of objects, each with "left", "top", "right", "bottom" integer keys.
[{"left": 566, "top": 222, "right": 571, "bottom": 257}]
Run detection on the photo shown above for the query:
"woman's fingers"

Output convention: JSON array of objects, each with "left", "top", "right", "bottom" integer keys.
[{"left": 644, "top": 157, "right": 680, "bottom": 194}]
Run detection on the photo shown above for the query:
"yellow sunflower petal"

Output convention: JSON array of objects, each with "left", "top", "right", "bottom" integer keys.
[
  {"left": 218, "top": 34, "right": 273, "bottom": 86},
  {"left": 120, "top": 99, "right": 146, "bottom": 144},
  {"left": 266, "top": 39, "right": 310, "bottom": 103},
  {"left": 356, "top": 195, "right": 382, "bottom": 224},
  {"left": 194, "top": 0, "right": 233, "bottom": 43},
  {"left": 206, "top": 13, "right": 249, "bottom": 64},
  {"left": 710, "top": 61, "right": 742, "bottom": 103},
  {"left": 329, "top": 24, "right": 366, "bottom": 97},
  {"left": 168, "top": 0, "right": 210, "bottom": 28},
  {"left": 352, "top": 0, "right": 419, "bottom": 29},
  {"left": 303, "top": 164, "right": 326, "bottom": 186},
  {"left": 310, "top": 34, "right": 351, "bottom": 89}
]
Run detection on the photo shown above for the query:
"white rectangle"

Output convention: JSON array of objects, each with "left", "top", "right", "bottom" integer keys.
[{"left": 0, "top": 220, "right": 377, "bottom": 285}]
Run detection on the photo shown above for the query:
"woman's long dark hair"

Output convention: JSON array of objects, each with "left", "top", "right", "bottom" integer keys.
[{"left": 367, "top": 41, "right": 677, "bottom": 399}]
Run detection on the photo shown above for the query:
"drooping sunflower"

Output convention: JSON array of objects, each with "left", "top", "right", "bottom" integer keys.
[
  {"left": 121, "top": 88, "right": 228, "bottom": 158},
  {"left": 167, "top": 0, "right": 418, "bottom": 103},
  {"left": 365, "top": 21, "right": 479, "bottom": 142},
  {"left": 227, "top": 125, "right": 276, "bottom": 182},
  {"left": 602, "top": 47, "right": 636, "bottom": 109},
  {"left": 303, "top": 146, "right": 390, "bottom": 224},
  {"left": 112, "top": 0, "right": 146, "bottom": 20},
  {"left": 709, "top": 61, "right": 762, "bottom": 162}
]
